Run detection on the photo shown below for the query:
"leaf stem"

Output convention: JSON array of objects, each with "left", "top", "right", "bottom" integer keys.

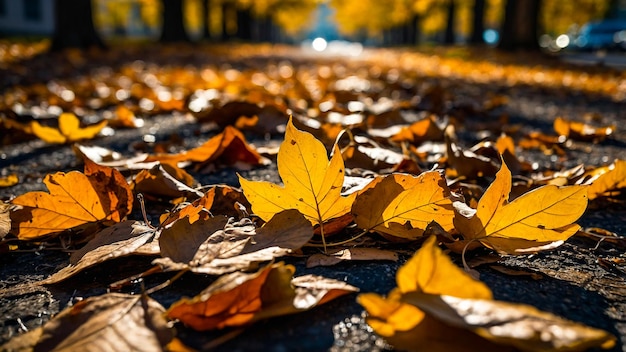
[
  {"left": 144, "top": 268, "right": 189, "bottom": 295},
  {"left": 306, "top": 229, "right": 369, "bottom": 248}
]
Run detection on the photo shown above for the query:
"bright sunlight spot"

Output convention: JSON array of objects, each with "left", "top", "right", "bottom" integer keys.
[{"left": 312, "top": 37, "right": 327, "bottom": 52}]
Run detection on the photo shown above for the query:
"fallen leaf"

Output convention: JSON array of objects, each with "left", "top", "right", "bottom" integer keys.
[
  {"left": 402, "top": 293, "right": 616, "bottom": 352},
  {"left": 351, "top": 172, "right": 455, "bottom": 240},
  {"left": 0, "top": 201, "right": 10, "bottom": 239},
  {"left": 41, "top": 221, "right": 157, "bottom": 284},
  {"left": 147, "top": 126, "right": 269, "bottom": 170},
  {"left": 445, "top": 131, "right": 499, "bottom": 179},
  {"left": 584, "top": 159, "right": 626, "bottom": 200},
  {"left": 30, "top": 112, "right": 107, "bottom": 144},
  {"left": 10, "top": 159, "right": 133, "bottom": 240},
  {"left": 9, "top": 293, "right": 174, "bottom": 351},
  {"left": 453, "top": 160, "right": 588, "bottom": 254},
  {"left": 154, "top": 209, "right": 313, "bottom": 275},
  {"left": 159, "top": 185, "right": 251, "bottom": 225},
  {"left": 239, "top": 117, "right": 356, "bottom": 237},
  {"left": 306, "top": 247, "right": 399, "bottom": 268},
  {"left": 0, "top": 173, "right": 19, "bottom": 188},
  {"left": 390, "top": 114, "right": 444, "bottom": 145},
  {"left": 167, "top": 262, "right": 357, "bottom": 331},
  {"left": 132, "top": 163, "right": 202, "bottom": 199},
  {"left": 554, "top": 116, "right": 615, "bottom": 142},
  {"left": 358, "top": 236, "right": 493, "bottom": 350}
]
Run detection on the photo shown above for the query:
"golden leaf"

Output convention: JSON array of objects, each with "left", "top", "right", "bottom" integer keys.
[
  {"left": 358, "top": 236, "right": 493, "bottom": 349},
  {"left": 351, "top": 172, "right": 455, "bottom": 240},
  {"left": 30, "top": 112, "right": 107, "bottom": 144},
  {"left": 10, "top": 159, "right": 132, "bottom": 240},
  {"left": 454, "top": 160, "right": 588, "bottom": 254},
  {"left": 239, "top": 117, "right": 356, "bottom": 237},
  {"left": 585, "top": 159, "right": 626, "bottom": 200}
]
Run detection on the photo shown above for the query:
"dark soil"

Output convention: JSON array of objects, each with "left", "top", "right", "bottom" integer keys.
[{"left": 1, "top": 44, "right": 625, "bottom": 351}]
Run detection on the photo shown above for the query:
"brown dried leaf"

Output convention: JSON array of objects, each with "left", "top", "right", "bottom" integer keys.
[
  {"left": 41, "top": 221, "right": 157, "bottom": 284},
  {"left": 147, "top": 126, "right": 269, "bottom": 170},
  {"left": 155, "top": 209, "right": 312, "bottom": 275},
  {"left": 167, "top": 262, "right": 357, "bottom": 331},
  {"left": 402, "top": 293, "right": 616, "bottom": 352},
  {"left": 16, "top": 293, "right": 174, "bottom": 351}
]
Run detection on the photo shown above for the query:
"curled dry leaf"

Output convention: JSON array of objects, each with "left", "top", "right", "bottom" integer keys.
[
  {"left": 453, "top": 160, "right": 588, "bottom": 255},
  {"left": 239, "top": 117, "right": 356, "bottom": 236},
  {"left": 358, "top": 236, "right": 493, "bottom": 350},
  {"left": 583, "top": 159, "right": 626, "bottom": 200},
  {"left": 0, "top": 201, "right": 10, "bottom": 240},
  {"left": 167, "top": 262, "right": 358, "bottom": 331},
  {"left": 154, "top": 209, "right": 313, "bottom": 275},
  {"left": 351, "top": 172, "right": 455, "bottom": 240},
  {"left": 146, "top": 125, "right": 269, "bottom": 171},
  {"left": 41, "top": 221, "right": 157, "bottom": 284},
  {"left": 30, "top": 112, "right": 107, "bottom": 144},
  {"left": 402, "top": 293, "right": 616, "bottom": 352},
  {"left": 159, "top": 185, "right": 251, "bottom": 226},
  {"left": 554, "top": 116, "right": 615, "bottom": 142},
  {"left": 389, "top": 114, "right": 444, "bottom": 145},
  {"left": 3, "top": 293, "right": 174, "bottom": 352},
  {"left": 10, "top": 158, "right": 133, "bottom": 240},
  {"left": 132, "top": 163, "right": 202, "bottom": 199}
]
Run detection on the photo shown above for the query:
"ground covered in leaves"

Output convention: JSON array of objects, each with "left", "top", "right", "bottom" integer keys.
[{"left": 1, "top": 42, "right": 626, "bottom": 351}]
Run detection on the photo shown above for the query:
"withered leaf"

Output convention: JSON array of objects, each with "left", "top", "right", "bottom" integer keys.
[
  {"left": 132, "top": 163, "right": 202, "bottom": 199},
  {"left": 402, "top": 293, "right": 616, "bottom": 352},
  {"left": 154, "top": 209, "right": 312, "bottom": 275},
  {"left": 167, "top": 262, "right": 357, "bottom": 331},
  {"left": 41, "top": 221, "right": 157, "bottom": 284},
  {"left": 0, "top": 201, "right": 10, "bottom": 239},
  {"left": 19, "top": 293, "right": 174, "bottom": 352},
  {"left": 147, "top": 126, "right": 269, "bottom": 170}
]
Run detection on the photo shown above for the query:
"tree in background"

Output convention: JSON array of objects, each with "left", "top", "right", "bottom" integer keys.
[
  {"left": 160, "top": 0, "right": 190, "bottom": 42},
  {"left": 50, "top": 0, "right": 106, "bottom": 51},
  {"left": 497, "top": 0, "right": 542, "bottom": 51}
]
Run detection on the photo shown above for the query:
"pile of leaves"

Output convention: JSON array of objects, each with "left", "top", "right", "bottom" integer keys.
[{"left": 1, "top": 44, "right": 625, "bottom": 351}]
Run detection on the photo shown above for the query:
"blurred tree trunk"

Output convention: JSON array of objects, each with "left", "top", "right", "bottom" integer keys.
[
  {"left": 236, "top": 8, "right": 252, "bottom": 40},
  {"left": 444, "top": 0, "right": 456, "bottom": 44},
  {"left": 498, "top": 0, "right": 542, "bottom": 51},
  {"left": 469, "top": 0, "right": 485, "bottom": 44},
  {"left": 221, "top": 2, "right": 234, "bottom": 41},
  {"left": 202, "top": 0, "right": 211, "bottom": 40},
  {"left": 50, "top": 0, "right": 105, "bottom": 51},
  {"left": 405, "top": 14, "right": 420, "bottom": 45},
  {"left": 160, "top": 0, "right": 190, "bottom": 42}
]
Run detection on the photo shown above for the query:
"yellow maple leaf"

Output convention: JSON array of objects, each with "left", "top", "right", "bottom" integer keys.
[
  {"left": 30, "top": 112, "right": 107, "bottom": 144},
  {"left": 351, "top": 172, "right": 455, "bottom": 240},
  {"left": 238, "top": 117, "right": 355, "bottom": 245},
  {"left": 454, "top": 159, "right": 588, "bottom": 254}
]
